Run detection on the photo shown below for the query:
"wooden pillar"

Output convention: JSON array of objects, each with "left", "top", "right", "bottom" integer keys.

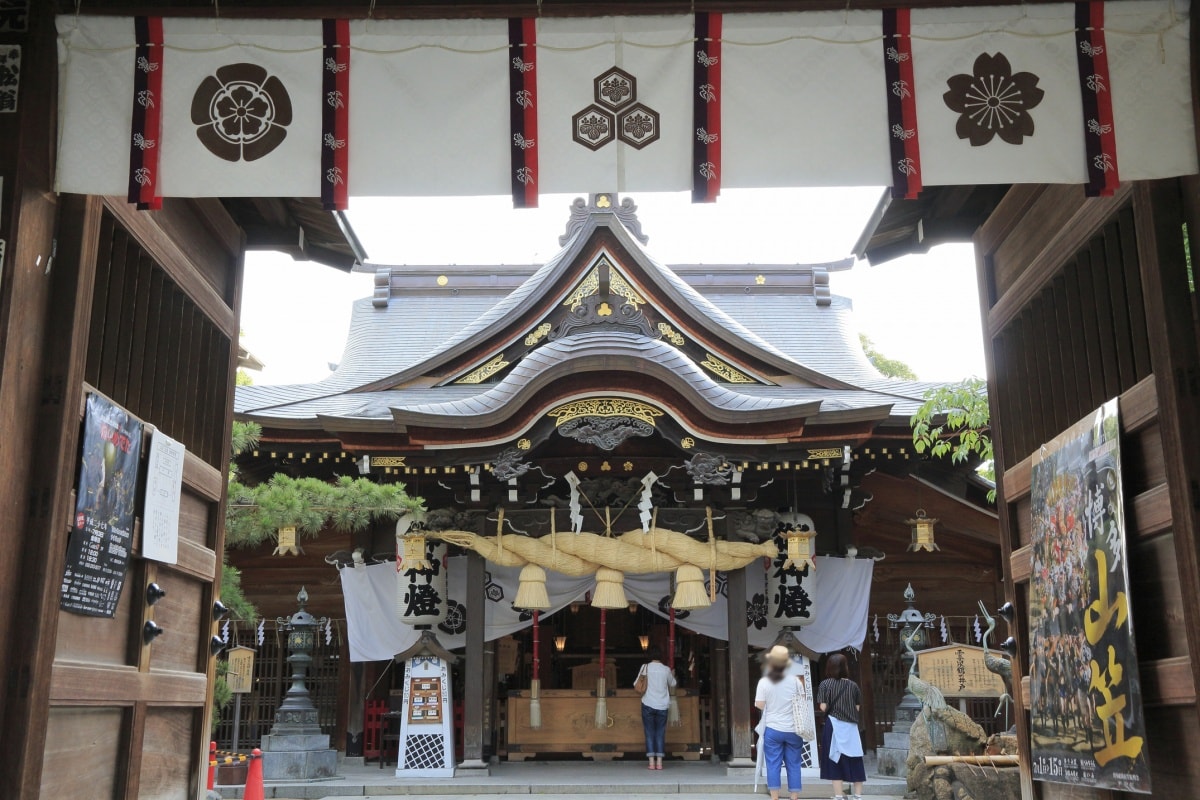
[
  {"left": 726, "top": 565, "right": 754, "bottom": 767},
  {"left": 711, "top": 640, "right": 730, "bottom": 758},
  {"left": 1135, "top": 179, "right": 1200, "bottom": 734},
  {"left": 858, "top": 630, "right": 878, "bottom": 751},
  {"left": 0, "top": 5, "right": 68, "bottom": 793},
  {"left": 460, "top": 550, "right": 488, "bottom": 770},
  {"left": 345, "top": 662, "right": 366, "bottom": 757},
  {"left": 483, "top": 639, "right": 496, "bottom": 759}
]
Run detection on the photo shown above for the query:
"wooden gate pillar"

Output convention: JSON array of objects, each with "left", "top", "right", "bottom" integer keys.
[
  {"left": 726, "top": 565, "right": 754, "bottom": 767},
  {"left": 460, "top": 549, "right": 488, "bottom": 770}
]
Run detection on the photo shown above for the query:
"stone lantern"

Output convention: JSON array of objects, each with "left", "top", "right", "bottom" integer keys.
[
  {"left": 876, "top": 583, "right": 939, "bottom": 777},
  {"left": 260, "top": 587, "right": 338, "bottom": 781}
]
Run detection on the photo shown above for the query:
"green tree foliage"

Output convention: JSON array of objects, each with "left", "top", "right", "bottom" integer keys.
[
  {"left": 860, "top": 333, "right": 919, "bottom": 380},
  {"left": 909, "top": 377, "right": 995, "bottom": 502},
  {"left": 235, "top": 369, "right": 255, "bottom": 386},
  {"left": 226, "top": 474, "right": 422, "bottom": 548}
]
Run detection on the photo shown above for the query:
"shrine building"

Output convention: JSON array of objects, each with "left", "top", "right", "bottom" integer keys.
[{"left": 229, "top": 194, "right": 1001, "bottom": 765}]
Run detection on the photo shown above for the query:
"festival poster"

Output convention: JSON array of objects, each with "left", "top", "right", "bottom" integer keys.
[
  {"left": 60, "top": 394, "right": 144, "bottom": 617},
  {"left": 1029, "top": 399, "right": 1149, "bottom": 793}
]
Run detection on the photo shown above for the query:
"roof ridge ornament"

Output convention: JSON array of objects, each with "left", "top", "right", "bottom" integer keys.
[{"left": 559, "top": 193, "right": 649, "bottom": 246}]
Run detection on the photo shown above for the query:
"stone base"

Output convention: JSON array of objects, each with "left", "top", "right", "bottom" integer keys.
[
  {"left": 874, "top": 747, "right": 908, "bottom": 777},
  {"left": 260, "top": 733, "right": 334, "bottom": 752},
  {"left": 261, "top": 748, "right": 339, "bottom": 781},
  {"left": 457, "top": 759, "right": 489, "bottom": 772}
]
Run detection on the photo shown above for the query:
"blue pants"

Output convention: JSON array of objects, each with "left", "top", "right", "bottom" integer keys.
[
  {"left": 641, "top": 705, "right": 668, "bottom": 757},
  {"left": 763, "top": 727, "right": 804, "bottom": 792}
]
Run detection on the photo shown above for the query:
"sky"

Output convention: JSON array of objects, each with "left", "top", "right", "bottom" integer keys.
[{"left": 239, "top": 187, "right": 986, "bottom": 387}]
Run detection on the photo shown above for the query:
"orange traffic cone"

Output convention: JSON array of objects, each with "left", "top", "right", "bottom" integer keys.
[
  {"left": 207, "top": 742, "right": 216, "bottom": 790},
  {"left": 244, "top": 748, "right": 264, "bottom": 800}
]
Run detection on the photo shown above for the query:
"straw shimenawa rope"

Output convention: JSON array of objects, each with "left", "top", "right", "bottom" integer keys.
[{"left": 430, "top": 528, "right": 775, "bottom": 575}]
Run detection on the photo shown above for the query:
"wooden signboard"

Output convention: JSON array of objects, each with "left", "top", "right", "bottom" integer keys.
[
  {"left": 916, "top": 644, "right": 1007, "bottom": 698},
  {"left": 226, "top": 646, "right": 256, "bottom": 694},
  {"left": 408, "top": 676, "right": 443, "bottom": 722}
]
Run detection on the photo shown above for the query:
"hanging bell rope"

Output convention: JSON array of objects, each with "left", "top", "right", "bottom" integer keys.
[
  {"left": 529, "top": 609, "right": 542, "bottom": 729},
  {"left": 595, "top": 609, "right": 608, "bottom": 728},
  {"left": 706, "top": 506, "right": 718, "bottom": 604},
  {"left": 668, "top": 604, "right": 681, "bottom": 726}
]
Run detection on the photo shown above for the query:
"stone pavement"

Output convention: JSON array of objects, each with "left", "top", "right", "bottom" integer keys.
[{"left": 214, "top": 761, "right": 908, "bottom": 800}]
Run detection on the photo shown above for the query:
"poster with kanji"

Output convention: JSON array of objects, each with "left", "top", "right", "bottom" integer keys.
[
  {"left": 60, "top": 394, "right": 144, "bottom": 618},
  {"left": 1029, "top": 399, "right": 1149, "bottom": 793}
]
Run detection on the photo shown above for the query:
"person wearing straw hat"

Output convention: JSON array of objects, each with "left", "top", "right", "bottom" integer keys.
[
  {"left": 635, "top": 646, "right": 675, "bottom": 770},
  {"left": 754, "top": 645, "right": 807, "bottom": 800}
]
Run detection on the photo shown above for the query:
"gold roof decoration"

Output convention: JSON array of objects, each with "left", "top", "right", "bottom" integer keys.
[
  {"left": 701, "top": 353, "right": 756, "bottom": 384},
  {"left": 455, "top": 353, "right": 510, "bottom": 385},
  {"left": 524, "top": 322, "right": 552, "bottom": 347},
  {"left": 609, "top": 269, "right": 647, "bottom": 309},
  {"left": 562, "top": 265, "right": 601, "bottom": 310},
  {"left": 546, "top": 398, "right": 663, "bottom": 427}
]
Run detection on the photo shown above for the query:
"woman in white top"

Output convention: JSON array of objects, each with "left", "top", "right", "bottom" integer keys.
[
  {"left": 754, "top": 645, "right": 808, "bottom": 800},
  {"left": 636, "top": 646, "right": 676, "bottom": 770}
]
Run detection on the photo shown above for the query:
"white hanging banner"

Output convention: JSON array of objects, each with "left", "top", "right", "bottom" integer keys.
[
  {"left": 341, "top": 555, "right": 871, "bottom": 662},
  {"left": 56, "top": 3, "right": 1194, "bottom": 203}
]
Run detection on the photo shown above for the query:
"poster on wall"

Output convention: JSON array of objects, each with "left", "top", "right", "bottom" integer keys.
[
  {"left": 1029, "top": 399, "right": 1150, "bottom": 794},
  {"left": 60, "top": 394, "right": 143, "bottom": 617},
  {"left": 141, "top": 428, "right": 185, "bottom": 564}
]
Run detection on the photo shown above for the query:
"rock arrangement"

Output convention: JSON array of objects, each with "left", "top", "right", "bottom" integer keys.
[{"left": 906, "top": 707, "right": 1019, "bottom": 800}]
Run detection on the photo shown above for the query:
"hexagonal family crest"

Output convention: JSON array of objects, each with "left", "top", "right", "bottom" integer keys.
[{"left": 572, "top": 66, "right": 660, "bottom": 151}]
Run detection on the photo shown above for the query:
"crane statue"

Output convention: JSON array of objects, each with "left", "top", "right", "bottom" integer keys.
[
  {"left": 902, "top": 627, "right": 950, "bottom": 750},
  {"left": 978, "top": 599, "right": 1014, "bottom": 721},
  {"left": 903, "top": 628, "right": 947, "bottom": 732}
]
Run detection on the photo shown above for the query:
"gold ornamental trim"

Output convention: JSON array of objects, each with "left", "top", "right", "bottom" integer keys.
[
  {"left": 701, "top": 353, "right": 755, "bottom": 384},
  {"left": 546, "top": 398, "right": 664, "bottom": 427},
  {"left": 524, "top": 323, "right": 552, "bottom": 347},
  {"left": 806, "top": 448, "right": 842, "bottom": 460},
  {"left": 656, "top": 322, "right": 685, "bottom": 346},
  {"left": 455, "top": 354, "right": 510, "bottom": 385},
  {"left": 609, "top": 270, "right": 647, "bottom": 309},
  {"left": 562, "top": 266, "right": 601, "bottom": 310},
  {"left": 372, "top": 456, "right": 407, "bottom": 467}
]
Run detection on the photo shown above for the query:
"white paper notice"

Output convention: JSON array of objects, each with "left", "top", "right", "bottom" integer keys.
[{"left": 143, "top": 429, "right": 186, "bottom": 564}]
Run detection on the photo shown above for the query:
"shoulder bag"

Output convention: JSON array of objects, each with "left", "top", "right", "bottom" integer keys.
[
  {"left": 634, "top": 665, "right": 649, "bottom": 695},
  {"left": 791, "top": 676, "right": 816, "bottom": 741}
]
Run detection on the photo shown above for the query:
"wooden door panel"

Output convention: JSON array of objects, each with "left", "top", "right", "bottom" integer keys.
[
  {"left": 42, "top": 707, "right": 124, "bottom": 800},
  {"left": 140, "top": 708, "right": 201, "bottom": 800}
]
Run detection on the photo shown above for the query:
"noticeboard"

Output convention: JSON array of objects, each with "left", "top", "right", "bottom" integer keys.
[
  {"left": 408, "top": 677, "right": 442, "bottom": 723},
  {"left": 226, "top": 646, "right": 256, "bottom": 694},
  {"left": 915, "top": 644, "right": 1007, "bottom": 697}
]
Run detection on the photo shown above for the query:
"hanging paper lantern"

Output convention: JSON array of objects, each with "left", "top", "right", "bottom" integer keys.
[
  {"left": 591, "top": 567, "right": 629, "bottom": 609},
  {"left": 514, "top": 564, "right": 551, "bottom": 611},
  {"left": 397, "top": 540, "right": 448, "bottom": 627},
  {"left": 672, "top": 565, "right": 711, "bottom": 610}
]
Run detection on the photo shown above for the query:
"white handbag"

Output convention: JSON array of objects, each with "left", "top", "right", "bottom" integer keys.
[{"left": 791, "top": 677, "right": 816, "bottom": 741}]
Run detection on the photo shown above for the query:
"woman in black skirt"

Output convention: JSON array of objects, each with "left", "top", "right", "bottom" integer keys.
[{"left": 816, "top": 653, "right": 866, "bottom": 800}]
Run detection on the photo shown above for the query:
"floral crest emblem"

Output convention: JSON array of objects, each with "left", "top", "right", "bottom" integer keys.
[
  {"left": 190, "top": 63, "right": 292, "bottom": 162},
  {"left": 943, "top": 52, "right": 1044, "bottom": 147}
]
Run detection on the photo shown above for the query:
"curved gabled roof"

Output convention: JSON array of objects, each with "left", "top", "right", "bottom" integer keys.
[{"left": 387, "top": 332, "right": 822, "bottom": 428}]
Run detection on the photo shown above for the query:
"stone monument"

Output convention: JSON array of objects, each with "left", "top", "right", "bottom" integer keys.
[{"left": 260, "top": 587, "right": 339, "bottom": 781}]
